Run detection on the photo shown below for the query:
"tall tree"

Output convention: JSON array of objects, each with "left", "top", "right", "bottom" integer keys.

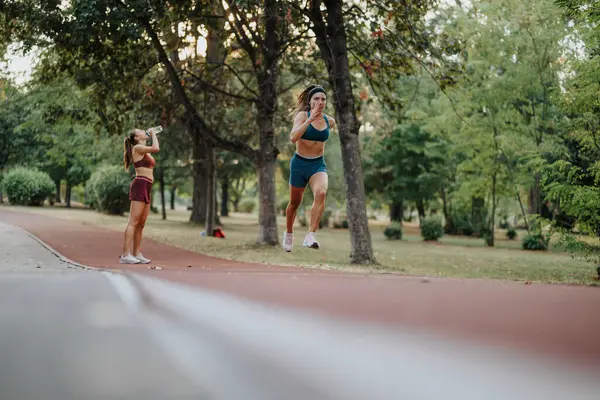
[{"left": 292, "top": 0, "right": 432, "bottom": 263}]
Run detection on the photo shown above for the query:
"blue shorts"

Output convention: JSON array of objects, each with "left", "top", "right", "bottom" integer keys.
[{"left": 289, "top": 153, "right": 327, "bottom": 188}]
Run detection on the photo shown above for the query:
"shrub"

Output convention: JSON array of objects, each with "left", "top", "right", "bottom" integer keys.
[
  {"left": 319, "top": 209, "right": 332, "bottom": 228},
  {"left": 85, "top": 165, "right": 130, "bottom": 215},
  {"left": 521, "top": 232, "right": 548, "bottom": 251},
  {"left": 384, "top": 222, "right": 403, "bottom": 240},
  {"left": 278, "top": 198, "right": 289, "bottom": 216},
  {"left": 239, "top": 198, "right": 256, "bottom": 213},
  {"left": 421, "top": 215, "right": 444, "bottom": 241},
  {"left": 2, "top": 167, "right": 54, "bottom": 206},
  {"left": 342, "top": 219, "right": 349, "bottom": 229},
  {"left": 506, "top": 228, "right": 517, "bottom": 240},
  {"left": 298, "top": 213, "right": 308, "bottom": 226}
]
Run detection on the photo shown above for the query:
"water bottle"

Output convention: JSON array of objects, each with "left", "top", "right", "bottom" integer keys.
[{"left": 145, "top": 126, "right": 163, "bottom": 137}]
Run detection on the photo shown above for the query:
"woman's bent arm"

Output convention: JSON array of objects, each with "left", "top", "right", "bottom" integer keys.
[{"left": 290, "top": 112, "right": 313, "bottom": 143}]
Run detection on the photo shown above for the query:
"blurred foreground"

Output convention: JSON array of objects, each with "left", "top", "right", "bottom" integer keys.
[{"left": 0, "top": 220, "right": 599, "bottom": 400}]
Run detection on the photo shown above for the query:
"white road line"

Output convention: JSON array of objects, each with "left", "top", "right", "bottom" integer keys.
[{"left": 127, "top": 273, "right": 600, "bottom": 400}]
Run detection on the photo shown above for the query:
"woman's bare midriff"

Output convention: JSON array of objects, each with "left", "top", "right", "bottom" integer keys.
[
  {"left": 134, "top": 167, "right": 154, "bottom": 182},
  {"left": 296, "top": 139, "right": 325, "bottom": 158}
]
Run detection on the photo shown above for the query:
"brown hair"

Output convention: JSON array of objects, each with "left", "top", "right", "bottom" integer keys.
[
  {"left": 290, "top": 84, "right": 322, "bottom": 116},
  {"left": 123, "top": 130, "right": 137, "bottom": 170}
]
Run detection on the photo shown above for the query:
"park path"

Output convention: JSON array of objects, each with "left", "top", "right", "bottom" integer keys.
[{"left": 1, "top": 207, "right": 599, "bottom": 371}]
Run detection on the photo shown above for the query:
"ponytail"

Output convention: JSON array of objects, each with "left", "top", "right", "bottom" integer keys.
[
  {"left": 123, "top": 130, "right": 136, "bottom": 170},
  {"left": 290, "top": 84, "right": 319, "bottom": 116}
]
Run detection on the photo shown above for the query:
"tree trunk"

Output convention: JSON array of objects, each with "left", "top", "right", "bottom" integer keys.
[
  {"left": 221, "top": 175, "right": 229, "bottom": 217},
  {"left": 190, "top": 136, "right": 208, "bottom": 224},
  {"left": 231, "top": 177, "right": 246, "bottom": 212},
  {"left": 247, "top": 0, "right": 280, "bottom": 246},
  {"left": 471, "top": 196, "right": 485, "bottom": 237},
  {"left": 65, "top": 182, "right": 72, "bottom": 208},
  {"left": 389, "top": 200, "right": 403, "bottom": 223},
  {"left": 528, "top": 173, "right": 541, "bottom": 216},
  {"left": 310, "top": 0, "right": 375, "bottom": 264},
  {"left": 256, "top": 158, "right": 278, "bottom": 245},
  {"left": 54, "top": 180, "right": 61, "bottom": 204},
  {"left": 170, "top": 185, "right": 176, "bottom": 210},
  {"left": 202, "top": 0, "right": 224, "bottom": 236},
  {"left": 416, "top": 200, "right": 426, "bottom": 221},
  {"left": 440, "top": 185, "right": 456, "bottom": 233},
  {"left": 487, "top": 173, "right": 497, "bottom": 247},
  {"left": 205, "top": 147, "right": 217, "bottom": 236},
  {"left": 159, "top": 168, "right": 167, "bottom": 220}
]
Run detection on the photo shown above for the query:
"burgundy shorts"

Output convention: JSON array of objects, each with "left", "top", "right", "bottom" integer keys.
[{"left": 129, "top": 176, "right": 153, "bottom": 204}]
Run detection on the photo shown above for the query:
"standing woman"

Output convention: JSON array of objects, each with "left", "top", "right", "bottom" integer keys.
[
  {"left": 120, "top": 127, "right": 160, "bottom": 264},
  {"left": 282, "top": 84, "right": 336, "bottom": 252}
]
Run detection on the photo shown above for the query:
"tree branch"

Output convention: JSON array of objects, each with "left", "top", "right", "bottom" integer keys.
[
  {"left": 113, "top": 0, "right": 258, "bottom": 160},
  {"left": 278, "top": 28, "right": 313, "bottom": 56},
  {"left": 183, "top": 68, "right": 258, "bottom": 102},
  {"left": 226, "top": 5, "right": 260, "bottom": 68},
  {"left": 222, "top": 62, "right": 259, "bottom": 97},
  {"left": 279, "top": 77, "right": 304, "bottom": 95}
]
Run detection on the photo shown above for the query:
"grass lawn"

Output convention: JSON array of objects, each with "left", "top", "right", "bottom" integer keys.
[{"left": 2, "top": 203, "right": 598, "bottom": 285}]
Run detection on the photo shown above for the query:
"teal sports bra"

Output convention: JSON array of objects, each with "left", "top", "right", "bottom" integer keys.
[{"left": 301, "top": 111, "right": 330, "bottom": 142}]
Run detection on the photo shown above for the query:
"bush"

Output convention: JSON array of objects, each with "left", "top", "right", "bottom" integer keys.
[
  {"left": 2, "top": 167, "right": 54, "bottom": 206},
  {"left": 319, "top": 209, "right": 332, "bottom": 229},
  {"left": 333, "top": 219, "right": 349, "bottom": 229},
  {"left": 521, "top": 232, "right": 548, "bottom": 251},
  {"left": 383, "top": 222, "right": 403, "bottom": 240},
  {"left": 239, "top": 198, "right": 256, "bottom": 213},
  {"left": 278, "top": 198, "right": 289, "bottom": 216},
  {"left": 421, "top": 215, "right": 444, "bottom": 241},
  {"left": 85, "top": 165, "right": 130, "bottom": 215},
  {"left": 506, "top": 228, "right": 517, "bottom": 240}
]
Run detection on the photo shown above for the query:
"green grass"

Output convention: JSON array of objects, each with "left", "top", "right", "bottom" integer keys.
[{"left": 2, "top": 204, "right": 598, "bottom": 285}]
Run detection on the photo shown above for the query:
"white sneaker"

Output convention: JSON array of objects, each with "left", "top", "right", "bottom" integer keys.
[
  {"left": 282, "top": 231, "right": 294, "bottom": 252},
  {"left": 303, "top": 232, "right": 320, "bottom": 249},
  {"left": 135, "top": 253, "right": 151, "bottom": 264},
  {"left": 119, "top": 254, "right": 141, "bottom": 264}
]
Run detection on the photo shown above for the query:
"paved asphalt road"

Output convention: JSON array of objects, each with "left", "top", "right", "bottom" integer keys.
[{"left": 0, "top": 220, "right": 599, "bottom": 400}]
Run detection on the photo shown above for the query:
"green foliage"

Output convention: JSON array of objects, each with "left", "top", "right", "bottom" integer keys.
[
  {"left": 506, "top": 228, "right": 517, "bottom": 240},
  {"left": 239, "top": 198, "right": 256, "bottom": 214},
  {"left": 2, "top": 167, "right": 54, "bottom": 206},
  {"left": 278, "top": 198, "right": 289, "bottom": 216},
  {"left": 85, "top": 166, "right": 130, "bottom": 215},
  {"left": 421, "top": 215, "right": 444, "bottom": 241},
  {"left": 333, "top": 219, "right": 349, "bottom": 229},
  {"left": 319, "top": 209, "right": 332, "bottom": 229},
  {"left": 521, "top": 232, "right": 549, "bottom": 251},
  {"left": 363, "top": 122, "right": 446, "bottom": 212},
  {"left": 383, "top": 222, "right": 403, "bottom": 240}
]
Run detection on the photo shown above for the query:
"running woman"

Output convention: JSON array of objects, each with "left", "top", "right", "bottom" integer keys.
[
  {"left": 283, "top": 84, "right": 336, "bottom": 252},
  {"left": 120, "top": 127, "right": 160, "bottom": 264}
]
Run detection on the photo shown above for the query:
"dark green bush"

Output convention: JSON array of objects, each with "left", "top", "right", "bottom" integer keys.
[
  {"left": 384, "top": 222, "right": 403, "bottom": 240},
  {"left": 2, "top": 167, "right": 54, "bottom": 206},
  {"left": 444, "top": 206, "right": 488, "bottom": 237},
  {"left": 319, "top": 209, "right": 332, "bottom": 228},
  {"left": 506, "top": 228, "right": 517, "bottom": 240},
  {"left": 85, "top": 166, "right": 130, "bottom": 215},
  {"left": 278, "top": 199, "right": 289, "bottom": 216},
  {"left": 333, "top": 219, "right": 349, "bottom": 229},
  {"left": 421, "top": 215, "right": 444, "bottom": 241},
  {"left": 521, "top": 232, "right": 548, "bottom": 251},
  {"left": 240, "top": 198, "right": 256, "bottom": 213}
]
